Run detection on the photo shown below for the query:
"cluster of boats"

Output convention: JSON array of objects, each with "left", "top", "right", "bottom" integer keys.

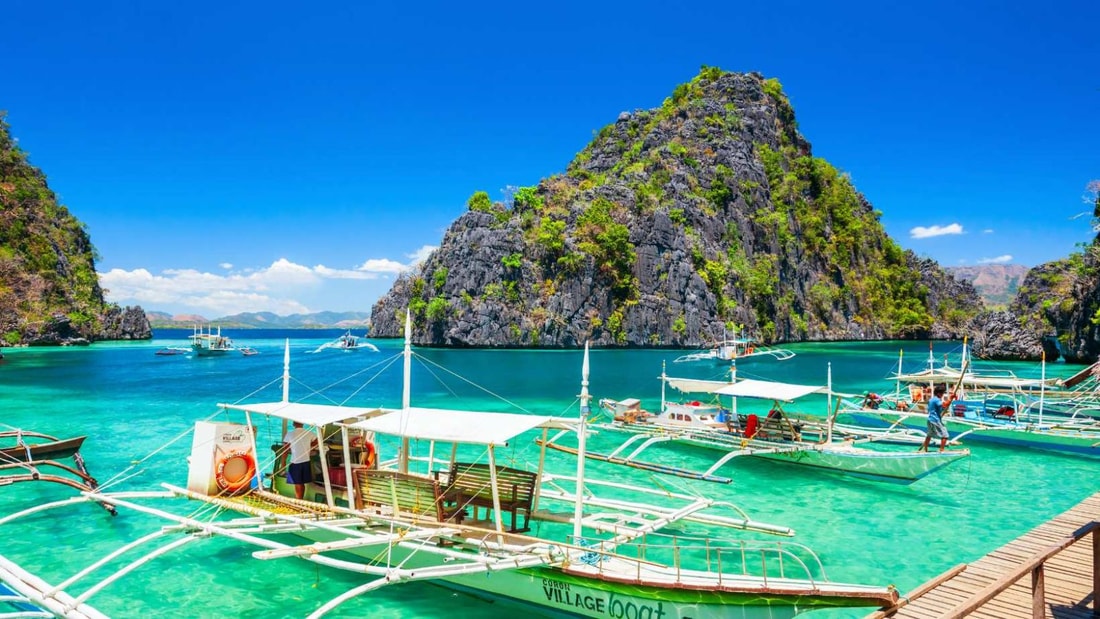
[
  {"left": 156, "top": 327, "right": 378, "bottom": 358},
  {"left": 5, "top": 326, "right": 1100, "bottom": 618}
]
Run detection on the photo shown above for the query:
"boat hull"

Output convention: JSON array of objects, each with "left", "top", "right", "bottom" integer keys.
[
  {"left": 845, "top": 413, "right": 1100, "bottom": 458},
  {"left": 748, "top": 445, "right": 966, "bottom": 481},
  {"left": 0, "top": 436, "right": 86, "bottom": 463},
  {"left": 288, "top": 527, "right": 890, "bottom": 619}
]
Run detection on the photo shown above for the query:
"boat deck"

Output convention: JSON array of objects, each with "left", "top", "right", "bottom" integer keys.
[{"left": 870, "top": 492, "right": 1100, "bottom": 618}]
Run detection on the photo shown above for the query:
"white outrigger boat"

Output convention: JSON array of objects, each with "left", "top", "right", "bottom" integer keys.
[
  {"left": 1, "top": 314, "right": 898, "bottom": 618},
  {"left": 188, "top": 325, "right": 235, "bottom": 356},
  {"left": 310, "top": 330, "right": 379, "bottom": 353},
  {"left": 837, "top": 345, "right": 1100, "bottom": 458},
  {"left": 546, "top": 365, "right": 967, "bottom": 484},
  {"left": 674, "top": 326, "right": 795, "bottom": 364}
]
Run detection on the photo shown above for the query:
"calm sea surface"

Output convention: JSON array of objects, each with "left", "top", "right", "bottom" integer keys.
[{"left": 1, "top": 330, "right": 1096, "bottom": 618}]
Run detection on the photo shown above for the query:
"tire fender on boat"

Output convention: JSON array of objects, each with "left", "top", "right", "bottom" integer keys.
[{"left": 215, "top": 450, "right": 256, "bottom": 493}]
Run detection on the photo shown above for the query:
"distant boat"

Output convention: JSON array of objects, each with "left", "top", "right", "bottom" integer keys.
[
  {"left": 155, "top": 347, "right": 191, "bottom": 356},
  {"left": 189, "top": 325, "right": 235, "bottom": 356},
  {"left": 675, "top": 326, "right": 794, "bottom": 364},
  {"left": 239, "top": 347, "right": 259, "bottom": 356},
  {"left": 310, "top": 330, "right": 379, "bottom": 353}
]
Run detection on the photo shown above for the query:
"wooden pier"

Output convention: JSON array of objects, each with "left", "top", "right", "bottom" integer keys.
[{"left": 870, "top": 492, "right": 1100, "bottom": 618}]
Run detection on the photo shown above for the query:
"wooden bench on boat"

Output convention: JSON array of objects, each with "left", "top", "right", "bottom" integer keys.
[
  {"left": 437, "top": 462, "right": 537, "bottom": 533},
  {"left": 741, "top": 413, "right": 802, "bottom": 441},
  {"left": 353, "top": 469, "right": 464, "bottom": 524}
]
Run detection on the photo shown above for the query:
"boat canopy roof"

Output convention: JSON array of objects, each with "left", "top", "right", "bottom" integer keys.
[
  {"left": 219, "top": 402, "right": 386, "bottom": 426},
  {"left": 712, "top": 378, "right": 826, "bottom": 402},
  {"left": 892, "top": 370, "right": 1056, "bottom": 389},
  {"left": 663, "top": 377, "right": 733, "bottom": 394},
  {"left": 346, "top": 407, "right": 568, "bottom": 447}
]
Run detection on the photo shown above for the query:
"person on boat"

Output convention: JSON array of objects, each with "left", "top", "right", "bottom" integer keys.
[
  {"left": 283, "top": 421, "right": 317, "bottom": 499},
  {"left": 918, "top": 385, "right": 952, "bottom": 453}
]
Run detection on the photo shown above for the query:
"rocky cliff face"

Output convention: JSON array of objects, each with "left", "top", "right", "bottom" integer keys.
[
  {"left": 970, "top": 184, "right": 1100, "bottom": 363},
  {"left": 0, "top": 114, "right": 151, "bottom": 346},
  {"left": 372, "top": 69, "right": 982, "bottom": 347}
]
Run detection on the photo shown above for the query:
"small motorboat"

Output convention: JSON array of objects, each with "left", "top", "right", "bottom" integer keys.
[
  {"left": 0, "top": 430, "right": 116, "bottom": 515},
  {"left": 239, "top": 347, "right": 259, "bottom": 356},
  {"left": 155, "top": 347, "right": 191, "bottom": 356},
  {"left": 0, "top": 434, "right": 86, "bottom": 463}
]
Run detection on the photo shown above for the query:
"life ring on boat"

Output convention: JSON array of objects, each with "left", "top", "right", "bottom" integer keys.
[
  {"left": 357, "top": 440, "right": 377, "bottom": 468},
  {"left": 690, "top": 401, "right": 701, "bottom": 406},
  {"left": 215, "top": 450, "right": 256, "bottom": 493}
]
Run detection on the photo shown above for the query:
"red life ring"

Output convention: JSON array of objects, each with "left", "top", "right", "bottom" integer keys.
[
  {"left": 359, "top": 440, "right": 377, "bottom": 468},
  {"left": 215, "top": 450, "right": 256, "bottom": 493}
]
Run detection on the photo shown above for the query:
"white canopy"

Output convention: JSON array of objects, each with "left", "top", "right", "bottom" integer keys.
[
  {"left": 219, "top": 401, "right": 386, "bottom": 427},
  {"left": 346, "top": 407, "right": 567, "bottom": 447},
  {"left": 712, "top": 378, "right": 827, "bottom": 402},
  {"left": 663, "top": 377, "right": 734, "bottom": 394}
]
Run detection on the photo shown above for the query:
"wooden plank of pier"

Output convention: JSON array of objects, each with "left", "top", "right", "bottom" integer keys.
[{"left": 869, "top": 491, "right": 1100, "bottom": 618}]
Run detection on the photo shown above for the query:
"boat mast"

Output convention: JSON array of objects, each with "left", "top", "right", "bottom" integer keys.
[
  {"left": 730, "top": 358, "right": 737, "bottom": 421},
  {"left": 573, "top": 341, "right": 590, "bottom": 542},
  {"left": 660, "top": 361, "right": 667, "bottom": 413},
  {"left": 280, "top": 339, "right": 290, "bottom": 446},
  {"left": 400, "top": 310, "right": 412, "bottom": 474},
  {"left": 1039, "top": 350, "right": 1046, "bottom": 425},
  {"left": 896, "top": 349, "right": 903, "bottom": 403},
  {"left": 826, "top": 362, "right": 834, "bottom": 443},
  {"left": 281, "top": 340, "right": 291, "bottom": 403}
]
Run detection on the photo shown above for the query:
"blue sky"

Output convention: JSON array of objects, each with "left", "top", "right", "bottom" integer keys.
[{"left": 5, "top": 1, "right": 1097, "bottom": 316}]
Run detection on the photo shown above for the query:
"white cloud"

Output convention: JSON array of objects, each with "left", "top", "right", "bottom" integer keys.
[
  {"left": 407, "top": 245, "right": 437, "bottom": 264},
  {"left": 100, "top": 249, "right": 437, "bottom": 316},
  {"left": 982, "top": 229, "right": 993, "bottom": 234},
  {"left": 219, "top": 262, "right": 233, "bottom": 269},
  {"left": 356, "top": 258, "right": 407, "bottom": 274},
  {"left": 99, "top": 260, "right": 322, "bottom": 315},
  {"left": 977, "top": 255, "right": 1013, "bottom": 264},
  {"left": 909, "top": 223, "right": 964, "bottom": 239}
]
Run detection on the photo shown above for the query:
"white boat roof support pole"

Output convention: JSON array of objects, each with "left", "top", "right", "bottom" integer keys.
[
  {"left": 244, "top": 411, "right": 262, "bottom": 491},
  {"left": 487, "top": 445, "right": 505, "bottom": 545},
  {"left": 533, "top": 427, "right": 547, "bottom": 512},
  {"left": 315, "top": 426, "right": 334, "bottom": 508},
  {"left": 341, "top": 428, "right": 355, "bottom": 508},
  {"left": 573, "top": 342, "right": 590, "bottom": 543}
]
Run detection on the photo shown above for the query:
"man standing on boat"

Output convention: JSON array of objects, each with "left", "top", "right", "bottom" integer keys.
[
  {"left": 284, "top": 421, "right": 316, "bottom": 499},
  {"left": 918, "top": 385, "right": 951, "bottom": 453}
]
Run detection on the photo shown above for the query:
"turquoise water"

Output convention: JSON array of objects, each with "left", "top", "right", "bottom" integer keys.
[{"left": 1, "top": 332, "right": 1096, "bottom": 618}]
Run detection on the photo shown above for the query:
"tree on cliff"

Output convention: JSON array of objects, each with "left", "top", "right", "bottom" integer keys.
[{"left": 0, "top": 112, "right": 150, "bottom": 345}]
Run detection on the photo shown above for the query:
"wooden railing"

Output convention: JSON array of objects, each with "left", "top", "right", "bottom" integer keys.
[{"left": 872, "top": 521, "right": 1100, "bottom": 618}]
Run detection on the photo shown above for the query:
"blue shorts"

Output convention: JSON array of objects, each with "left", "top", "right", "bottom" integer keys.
[
  {"left": 287, "top": 461, "right": 313, "bottom": 485},
  {"left": 926, "top": 420, "right": 949, "bottom": 439}
]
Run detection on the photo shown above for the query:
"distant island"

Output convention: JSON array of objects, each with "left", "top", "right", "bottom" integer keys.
[{"left": 147, "top": 310, "right": 370, "bottom": 330}]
